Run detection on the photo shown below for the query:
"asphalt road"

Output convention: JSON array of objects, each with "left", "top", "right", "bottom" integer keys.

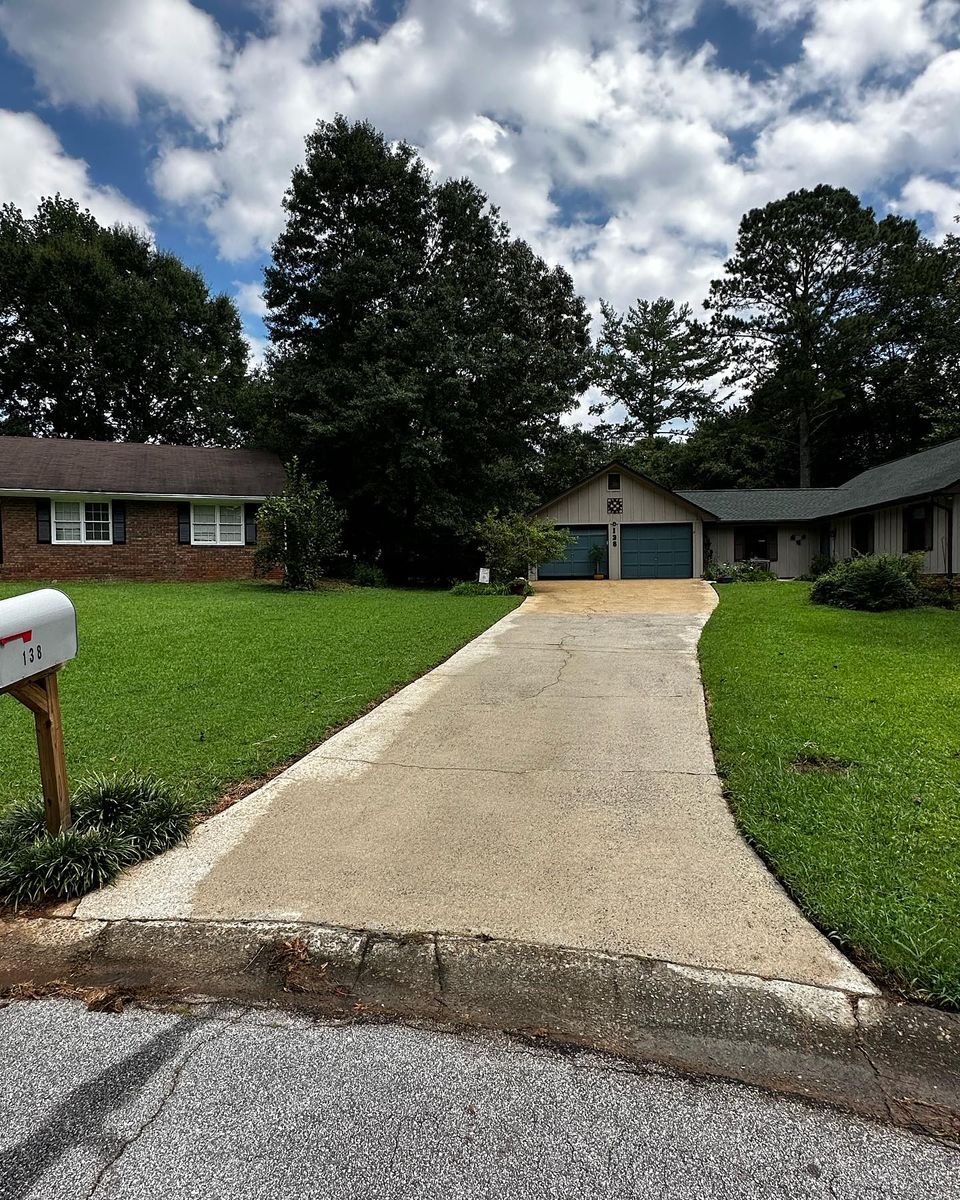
[{"left": 0, "top": 998, "right": 956, "bottom": 1200}]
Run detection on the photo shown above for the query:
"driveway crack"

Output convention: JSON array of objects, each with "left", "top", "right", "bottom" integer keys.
[{"left": 527, "top": 642, "right": 573, "bottom": 699}]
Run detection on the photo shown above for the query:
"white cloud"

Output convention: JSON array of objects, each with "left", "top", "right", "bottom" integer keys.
[
  {"left": 243, "top": 331, "right": 269, "bottom": 367},
  {"left": 2, "top": 0, "right": 959, "bottom": 331},
  {"left": 801, "top": 0, "right": 944, "bottom": 82},
  {"left": 0, "top": 0, "right": 231, "bottom": 127},
  {"left": 0, "top": 109, "right": 150, "bottom": 231},
  {"left": 234, "top": 281, "right": 268, "bottom": 318},
  {"left": 893, "top": 174, "right": 960, "bottom": 239}
]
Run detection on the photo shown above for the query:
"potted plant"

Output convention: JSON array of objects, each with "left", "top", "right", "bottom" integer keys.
[{"left": 588, "top": 543, "right": 606, "bottom": 580}]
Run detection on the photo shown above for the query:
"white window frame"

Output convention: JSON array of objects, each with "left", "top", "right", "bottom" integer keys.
[
  {"left": 190, "top": 501, "right": 245, "bottom": 547},
  {"left": 51, "top": 497, "right": 113, "bottom": 545}
]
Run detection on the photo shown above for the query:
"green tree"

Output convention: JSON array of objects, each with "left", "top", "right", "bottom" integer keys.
[
  {"left": 706, "top": 185, "right": 926, "bottom": 486},
  {"left": 475, "top": 511, "right": 574, "bottom": 581},
  {"left": 0, "top": 196, "right": 250, "bottom": 443},
  {"left": 254, "top": 465, "right": 345, "bottom": 590},
  {"left": 592, "top": 297, "right": 724, "bottom": 438},
  {"left": 919, "top": 217, "right": 960, "bottom": 442},
  {"left": 260, "top": 116, "right": 591, "bottom": 580}
]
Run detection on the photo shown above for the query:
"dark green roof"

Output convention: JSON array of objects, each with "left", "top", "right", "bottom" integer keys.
[
  {"left": 681, "top": 438, "right": 960, "bottom": 523},
  {"left": 677, "top": 488, "right": 839, "bottom": 522}
]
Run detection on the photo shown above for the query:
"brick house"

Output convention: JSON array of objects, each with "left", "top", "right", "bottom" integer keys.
[{"left": 0, "top": 437, "right": 286, "bottom": 582}]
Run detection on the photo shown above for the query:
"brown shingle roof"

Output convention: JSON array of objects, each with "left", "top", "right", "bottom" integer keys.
[{"left": 0, "top": 437, "right": 286, "bottom": 499}]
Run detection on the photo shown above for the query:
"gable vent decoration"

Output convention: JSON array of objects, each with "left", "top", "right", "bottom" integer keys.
[{"left": 607, "top": 497, "right": 623, "bottom": 514}]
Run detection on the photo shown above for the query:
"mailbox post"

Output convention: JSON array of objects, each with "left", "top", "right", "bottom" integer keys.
[{"left": 0, "top": 589, "right": 78, "bottom": 835}]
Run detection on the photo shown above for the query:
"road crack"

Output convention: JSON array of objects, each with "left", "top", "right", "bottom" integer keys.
[{"left": 83, "top": 1017, "right": 243, "bottom": 1199}]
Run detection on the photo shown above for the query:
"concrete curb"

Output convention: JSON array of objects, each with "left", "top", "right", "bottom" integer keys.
[{"left": 2, "top": 915, "right": 957, "bottom": 1140}]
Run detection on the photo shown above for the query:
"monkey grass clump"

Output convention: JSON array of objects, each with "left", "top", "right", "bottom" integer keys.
[{"left": 0, "top": 771, "right": 198, "bottom": 908}]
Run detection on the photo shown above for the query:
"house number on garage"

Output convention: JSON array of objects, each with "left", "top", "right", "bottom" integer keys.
[{"left": 611, "top": 521, "right": 618, "bottom": 547}]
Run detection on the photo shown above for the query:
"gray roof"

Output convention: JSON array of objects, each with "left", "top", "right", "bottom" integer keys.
[
  {"left": 0, "top": 436, "right": 286, "bottom": 499},
  {"left": 681, "top": 438, "right": 960, "bottom": 523},
  {"left": 677, "top": 488, "right": 839, "bottom": 522},
  {"left": 826, "top": 437, "right": 960, "bottom": 515}
]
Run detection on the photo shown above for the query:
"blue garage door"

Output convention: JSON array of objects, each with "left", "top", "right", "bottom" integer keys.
[
  {"left": 538, "top": 526, "right": 609, "bottom": 579},
  {"left": 621, "top": 523, "right": 693, "bottom": 579}
]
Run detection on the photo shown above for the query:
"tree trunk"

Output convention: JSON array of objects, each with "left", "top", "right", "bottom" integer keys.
[{"left": 798, "top": 405, "right": 811, "bottom": 488}]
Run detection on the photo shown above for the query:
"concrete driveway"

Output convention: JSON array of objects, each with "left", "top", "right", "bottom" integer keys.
[{"left": 78, "top": 579, "right": 867, "bottom": 992}]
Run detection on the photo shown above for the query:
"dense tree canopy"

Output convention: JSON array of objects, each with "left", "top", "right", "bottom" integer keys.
[
  {"left": 259, "top": 116, "right": 591, "bottom": 578},
  {"left": 705, "top": 185, "right": 940, "bottom": 487},
  {"left": 0, "top": 197, "right": 249, "bottom": 444}
]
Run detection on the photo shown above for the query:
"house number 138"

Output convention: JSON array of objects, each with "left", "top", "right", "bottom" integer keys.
[{"left": 22, "top": 643, "right": 42, "bottom": 668}]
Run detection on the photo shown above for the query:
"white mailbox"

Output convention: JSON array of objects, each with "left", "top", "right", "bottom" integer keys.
[{"left": 0, "top": 589, "right": 78, "bottom": 690}]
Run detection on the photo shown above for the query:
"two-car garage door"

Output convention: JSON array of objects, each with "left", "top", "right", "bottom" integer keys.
[{"left": 538, "top": 523, "right": 693, "bottom": 579}]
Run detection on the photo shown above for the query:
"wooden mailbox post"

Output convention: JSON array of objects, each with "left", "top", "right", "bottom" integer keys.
[{"left": 0, "top": 589, "right": 78, "bottom": 835}]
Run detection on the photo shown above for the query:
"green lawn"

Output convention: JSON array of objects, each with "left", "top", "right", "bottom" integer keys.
[
  {"left": 699, "top": 583, "right": 960, "bottom": 1007},
  {"left": 0, "top": 581, "right": 519, "bottom": 812}
]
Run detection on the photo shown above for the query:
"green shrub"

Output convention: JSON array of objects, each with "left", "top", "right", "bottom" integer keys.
[
  {"left": 119, "top": 792, "right": 196, "bottom": 858},
  {"left": 808, "top": 552, "right": 834, "bottom": 579},
  {"left": 450, "top": 579, "right": 532, "bottom": 597},
  {"left": 0, "top": 827, "right": 136, "bottom": 908},
  {"left": 353, "top": 562, "right": 388, "bottom": 588},
  {"left": 0, "top": 771, "right": 198, "bottom": 908},
  {"left": 732, "top": 562, "right": 777, "bottom": 582},
  {"left": 475, "top": 512, "right": 573, "bottom": 581},
  {"left": 0, "top": 795, "right": 48, "bottom": 844},
  {"left": 73, "top": 772, "right": 197, "bottom": 859},
  {"left": 811, "top": 554, "right": 922, "bottom": 611},
  {"left": 72, "top": 770, "right": 167, "bottom": 828},
  {"left": 254, "top": 461, "right": 345, "bottom": 590},
  {"left": 917, "top": 573, "right": 960, "bottom": 609},
  {"left": 705, "top": 561, "right": 776, "bottom": 583}
]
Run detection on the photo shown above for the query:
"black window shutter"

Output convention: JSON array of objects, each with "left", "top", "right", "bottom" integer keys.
[
  {"left": 177, "top": 502, "right": 191, "bottom": 545},
  {"left": 902, "top": 508, "right": 910, "bottom": 552},
  {"left": 112, "top": 500, "right": 127, "bottom": 544},
  {"left": 36, "top": 498, "right": 51, "bottom": 544},
  {"left": 244, "top": 503, "right": 258, "bottom": 546},
  {"left": 924, "top": 504, "right": 934, "bottom": 551},
  {"left": 767, "top": 527, "right": 779, "bottom": 562},
  {"left": 733, "top": 528, "right": 745, "bottom": 561}
]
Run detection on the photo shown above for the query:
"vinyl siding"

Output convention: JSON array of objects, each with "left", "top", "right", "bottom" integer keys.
[{"left": 536, "top": 473, "right": 704, "bottom": 580}]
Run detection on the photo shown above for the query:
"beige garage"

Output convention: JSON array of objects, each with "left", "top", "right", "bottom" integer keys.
[{"left": 531, "top": 463, "right": 716, "bottom": 581}]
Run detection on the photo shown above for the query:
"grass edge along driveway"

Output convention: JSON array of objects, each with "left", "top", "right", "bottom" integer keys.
[
  {"left": 0, "top": 581, "right": 519, "bottom": 813},
  {"left": 699, "top": 582, "right": 960, "bottom": 1009}
]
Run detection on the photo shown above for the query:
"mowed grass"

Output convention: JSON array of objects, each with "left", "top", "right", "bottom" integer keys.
[
  {"left": 699, "top": 583, "right": 960, "bottom": 1007},
  {"left": 0, "top": 581, "right": 519, "bottom": 812}
]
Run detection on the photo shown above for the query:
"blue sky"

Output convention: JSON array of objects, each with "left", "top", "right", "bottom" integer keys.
[{"left": 0, "top": 0, "right": 958, "bottom": 372}]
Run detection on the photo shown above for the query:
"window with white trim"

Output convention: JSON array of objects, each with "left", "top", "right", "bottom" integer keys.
[
  {"left": 191, "top": 503, "right": 244, "bottom": 545},
  {"left": 52, "top": 499, "right": 112, "bottom": 544}
]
